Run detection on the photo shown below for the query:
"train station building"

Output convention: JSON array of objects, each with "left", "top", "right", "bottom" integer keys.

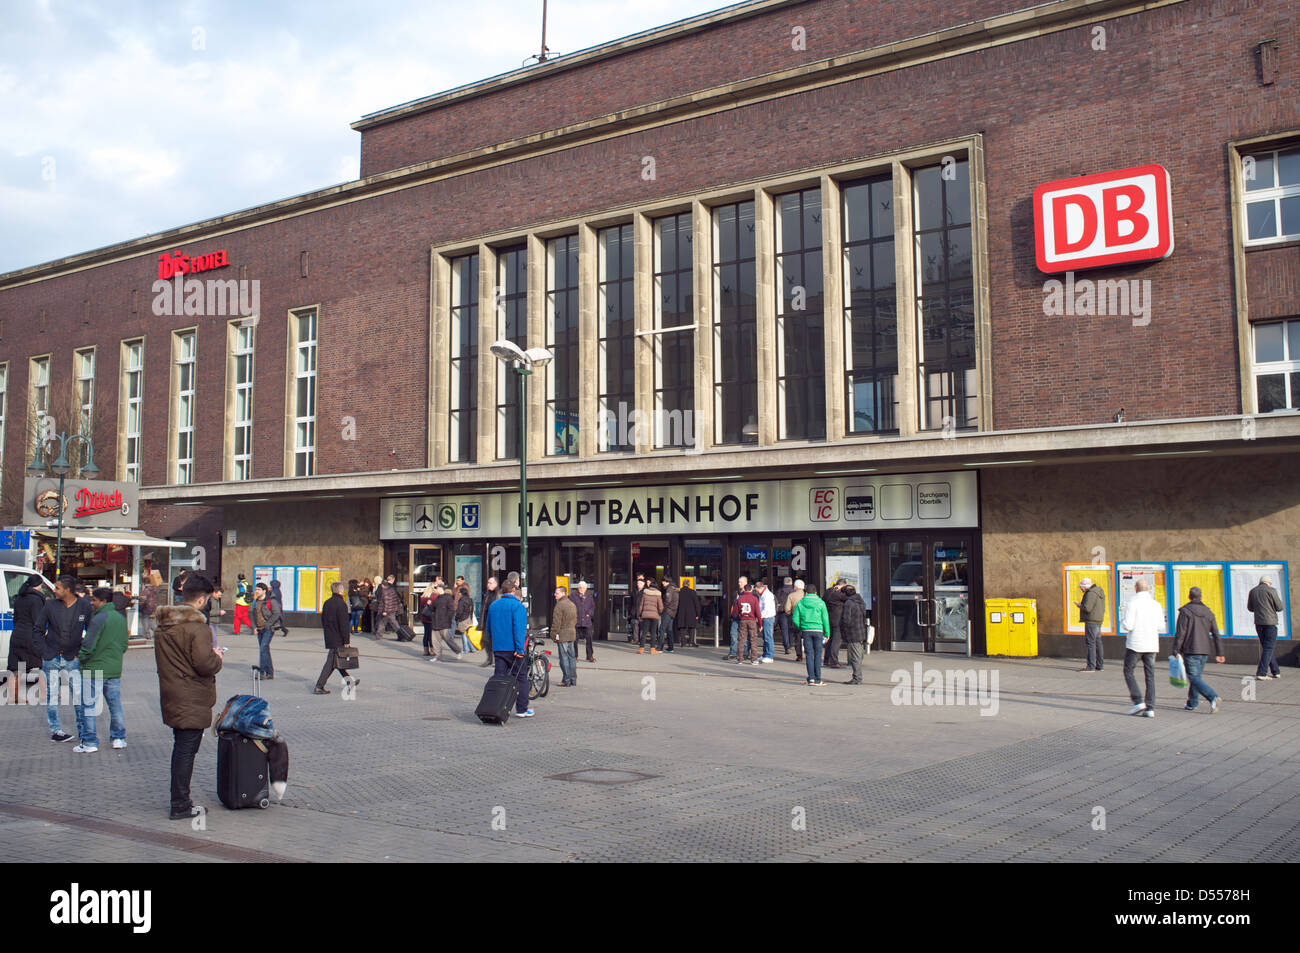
[{"left": 1, "top": 0, "right": 1297, "bottom": 660}]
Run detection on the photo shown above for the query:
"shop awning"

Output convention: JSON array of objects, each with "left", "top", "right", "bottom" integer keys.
[{"left": 67, "top": 530, "right": 187, "bottom": 549}]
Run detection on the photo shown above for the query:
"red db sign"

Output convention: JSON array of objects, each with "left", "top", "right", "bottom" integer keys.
[{"left": 1033, "top": 163, "right": 1173, "bottom": 273}]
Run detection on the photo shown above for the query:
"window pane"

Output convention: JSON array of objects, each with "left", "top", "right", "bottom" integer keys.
[
  {"left": 1247, "top": 200, "right": 1276, "bottom": 240},
  {"left": 296, "top": 376, "right": 309, "bottom": 412},
  {"left": 1278, "top": 148, "right": 1300, "bottom": 187},
  {"left": 1255, "top": 322, "right": 1285, "bottom": 363},
  {"left": 1291, "top": 372, "right": 1300, "bottom": 410},
  {"left": 946, "top": 163, "right": 971, "bottom": 226},
  {"left": 1245, "top": 153, "right": 1275, "bottom": 191},
  {"left": 1288, "top": 321, "right": 1300, "bottom": 361},
  {"left": 1281, "top": 195, "right": 1300, "bottom": 237},
  {"left": 914, "top": 166, "right": 943, "bottom": 229},
  {"left": 1257, "top": 373, "right": 1286, "bottom": 413}
]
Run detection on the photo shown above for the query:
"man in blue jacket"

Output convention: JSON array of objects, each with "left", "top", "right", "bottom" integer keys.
[{"left": 485, "top": 578, "right": 532, "bottom": 718}]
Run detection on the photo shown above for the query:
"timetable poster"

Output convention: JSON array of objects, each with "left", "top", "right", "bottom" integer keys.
[{"left": 1117, "top": 563, "right": 1170, "bottom": 635}]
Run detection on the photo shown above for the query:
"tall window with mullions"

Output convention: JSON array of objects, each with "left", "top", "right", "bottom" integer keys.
[
  {"left": 914, "top": 159, "right": 976, "bottom": 431},
  {"left": 653, "top": 212, "right": 695, "bottom": 449},
  {"left": 598, "top": 224, "right": 636, "bottom": 452},
  {"left": 712, "top": 200, "right": 758, "bottom": 444},
  {"left": 546, "top": 235, "right": 580, "bottom": 456},
  {"left": 496, "top": 244, "right": 527, "bottom": 460},
  {"left": 775, "top": 188, "right": 826, "bottom": 440},
  {"left": 449, "top": 253, "right": 479, "bottom": 463},
  {"left": 842, "top": 174, "right": 898, "bottom": 434}
]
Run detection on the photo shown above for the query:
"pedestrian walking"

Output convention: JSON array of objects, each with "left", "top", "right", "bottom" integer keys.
[
  {"left": 172, "top": 569, "right": 188, "bottom": 606},
  {"left": 792, "top": 583, "right": 830, "bottom": 685},
  {"left": 1074, "top": 577, "right": 1107, "bottom": 671},
  {"left": 784, "top": 580, "right": 806, "bottom": 661},
  {"left": 1172, "top": 586, "right": 1225, "bottom": 713},
  {"left": 839, "top": 584, "right": 870, "bottom": 685},
  {"left": 552, "top": 585, "right": 578, "bottom": 686},
  {"left": 34, "top": 575, "right": 92, "bottom": 745},
  {"left": 735, "top": 584, "right": 761, "bottom": 664},
  {"left": 660, "top": 578, "right": 679, "bottom": 653},
  {"left": 251, "top": 582, "right": 279, "bottom": 678},
  {"left": 1246, "top": 575, "right": 1285, "bottom": 680},
  {"left": 6, "top": 574, "right": 45, "bottom": 700},
  {"left": 372, "top": 574, "right": 404, "bottom": 641},
  {"left": 428, "top": 582, "right": 458, "bottom": 661},
  {"left": 202, "top": 585, "right": 225, "bottom": 648},
  {"left": 486, "top": 578, "right": 532, "bottom": 718},
  {"left": 824, "top": 579, "right": 847, "bottom": 669},
  {"left": 675, "top": 582, "right": 700, "bottom": 647},
  {"left": 269, "top": 578, "right": 291, "bottom": 638},
  {"left": 776, "top": 577, "right": 795, "bottom": 656},
  {"left": 139, "top": 570, "right": 162, "bottom": 642},
  {"left": 756, "top": 580, "right": 776, "bottom": 663},
  {"left": 628, "top": 575, "right": 645, "bottom": 645},
  {"left": 233, "top": 573, "right": 252, "bottom": 635},
  {"left": 315, "top": 581, "right": 358, "bottom": 694},
  {"left": 1120, "top": 579, "right": 1163, "bottom": 716},
  {"left": 453, "top": 584, "right": 474, "bottom": 654},
  {"left": 154, "top": 573, "right": 225, "bottom": 819},
  {"left": 725, "top": 575, "right": 749, "bottom": 659},
  {"left": 572, "top": 580, "right": 596, "bottom": 662},
  {"left": 79, "top": 587, "right": 130, "bottom": 749},
  {"left": 479, "top": 575, "right": 499, "bottom": 666},
  {"left": 637, "top": 579, "right": 664, "bottom": 655},
  {"left": 418, "top": 586, "right": 437, "bottom": 655},
  {"left": 359, "top": 578, "right": 375, "bottom": 633},
  {"left": 347, "top": 579, "right": 364, "bottom": 633}
]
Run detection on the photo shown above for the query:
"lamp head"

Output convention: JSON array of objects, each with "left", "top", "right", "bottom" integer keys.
[
  {"left": 490, "top": 339, "right": 527, "bottom": 364},
  {"left": 522, "top": 346, "right": 554, "bottom": 368}
]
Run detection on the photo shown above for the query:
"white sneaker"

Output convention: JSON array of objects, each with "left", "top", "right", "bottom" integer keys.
[
  {"left": 761, "top": 658, "right": 774, "bottom": 664},
  {"left": 111, "top": 739, "right": 127, "bottom": 749},
  {"left": 1142, "top": 709, "right": 1155, "bottom": 718},
  {"left": 751, "top": 659, "right": 761, "bottom": 666},
  {"left": 1128, "top": 703, "right": 1147, "bottom": 716},
  {"left": 455, "top": 652, "right": 462, "bottom": 660},
  {"left": 516, "top": 709, "right": 535, "bottom": 718},
  {"left": 73, "top": 743, "right": 98, "bottom": 753}
]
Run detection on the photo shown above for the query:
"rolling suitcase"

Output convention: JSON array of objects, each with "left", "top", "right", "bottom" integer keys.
[
  {"left": 476, "top": 659, "right": 522, "bottom": 724},
  {"left": 217, "top": 732, "right": 271, "bottom": 809}
]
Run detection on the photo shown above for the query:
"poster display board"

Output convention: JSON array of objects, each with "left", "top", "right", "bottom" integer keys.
[
  {"left": 294, "top": 566, "right": 317, "bottom": 613},
  {"left": 317, "top": 567, "right": 341, "bottom": 610},
  {"left": 1061, "top": 563, "right": 1114, "bottom": 635},
  {"left": 1170, "top": 564, "right": 1227, "bottom": 635},
  {"left": 455, "top": 553, "right": 483, "bottom": 614},
  {"left": 1116, "top": 563, "right": 1171, "bottom": 635},
  {"left": 1227, "top": 563, "right": 1290, "bottom": 639},
  {"left": 271, "top": 566, "right": 296, "bottom": 611},
  {"left": 252, "top": 566, "right": 273, "bottom": 592},
  {"left": 679, "top": 576, "right": 696, "bottom": 590}
]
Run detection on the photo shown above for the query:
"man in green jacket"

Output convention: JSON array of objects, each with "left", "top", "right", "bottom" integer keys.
[
  {"left": 791, "top": 583, "right": 831, "bottom": 686},
  {"left": 77, "top": 587, "right": 130, "bottom": 753}
]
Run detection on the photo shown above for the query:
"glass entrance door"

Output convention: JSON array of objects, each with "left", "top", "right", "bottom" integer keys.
[
  {"left": 409, "top": 544, "right": 443, "bottom": 614},
  {"left": 885, "top": 535, "right": 972, "bottom": 652}
]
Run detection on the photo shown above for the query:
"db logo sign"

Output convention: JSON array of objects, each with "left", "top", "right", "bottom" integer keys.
[
  {"left": 810, "top": 487, "right": 839, "bottom": 522},
  {"left": 1033, "top": 163, "right": 1174, "bottom": 273}
]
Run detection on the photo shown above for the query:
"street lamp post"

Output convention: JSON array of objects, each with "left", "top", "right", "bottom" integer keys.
[
  {"left": 489, "top": 341, "right": 553, "bottom": 612},
  {"left": 26, "top": 431, "right": 99, "bottom": 578}
]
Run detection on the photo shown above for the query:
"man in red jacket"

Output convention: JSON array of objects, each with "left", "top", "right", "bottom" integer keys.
[{"left": 734, "top": 584, "right": 761, "bottom": 664}]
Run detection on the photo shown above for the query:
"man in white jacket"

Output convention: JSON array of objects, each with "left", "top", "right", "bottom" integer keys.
[{"left": 1121, "top": 579, "right": 1164, "bottom": 717}]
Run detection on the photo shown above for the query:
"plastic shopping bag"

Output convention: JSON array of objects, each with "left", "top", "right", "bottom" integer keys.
[{"left": 1168, "top": 654, "right": 1188, "bottom": 688}]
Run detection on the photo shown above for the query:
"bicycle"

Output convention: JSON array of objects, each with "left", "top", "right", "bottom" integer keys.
[{"left": 526, "top": 628, "right": 552, "bottom": 700}]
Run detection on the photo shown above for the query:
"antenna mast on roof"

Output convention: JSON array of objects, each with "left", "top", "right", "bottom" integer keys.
[{"left": 524, "top": 0, "right": 556, "bottom": 65}]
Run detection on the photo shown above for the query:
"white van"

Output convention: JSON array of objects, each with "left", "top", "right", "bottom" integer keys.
[{"left": 0, "top": 567, "right": 57, "bottom": 665}]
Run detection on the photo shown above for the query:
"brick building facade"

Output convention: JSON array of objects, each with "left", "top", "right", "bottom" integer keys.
[{"left": 1, "top": 0, "right": 1297, "bottom": 660}]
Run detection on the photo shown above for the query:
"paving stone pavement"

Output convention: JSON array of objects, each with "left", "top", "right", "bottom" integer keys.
[{"left": 2, "top": 627, "right": 1297, "bottom": 862}]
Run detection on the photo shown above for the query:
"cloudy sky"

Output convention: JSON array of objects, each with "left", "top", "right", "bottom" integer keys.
[{"left": 0, "top": 0, "right": 731, "bottom": 274}]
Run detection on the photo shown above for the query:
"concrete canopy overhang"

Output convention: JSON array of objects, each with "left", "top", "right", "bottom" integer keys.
[{"left": 137, "top": 413, "right": 1300, "bottom": 507}]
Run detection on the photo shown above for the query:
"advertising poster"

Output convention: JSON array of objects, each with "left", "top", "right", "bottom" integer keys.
[
  {"left": 1170, "top": 564, "right": 1226, "bottom": 634},
  {"left": 253, "top": 566, "right": 274, "bottom": 591},
  {"left": 679, "top": 576, "right": 696, "bottom": 590},
  {"left": 825, "top": 555, "right": 872, "bottom": 604},
  {"left": 556, "top": 575, "right": 570, "bottom": 594},
  {"left": 1061, "top": 563, "right": 1114, "bottom": 634},
  {"left": 1116, "top": 563, "right": 1170, "bottom": 635},
  {"left": 1228, "top": 563, "right": 1289, "bottom": 639},
  {"left": 455, "top": 554, "right": 483, "bottom": 614},
  {"left": 317, "top": 567, "right": 341, "bottom": 611}
]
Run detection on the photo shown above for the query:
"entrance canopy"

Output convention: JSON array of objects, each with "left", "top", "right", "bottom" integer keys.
[{"left": 68, "top": 530, "right": 187, "bottom": 548}]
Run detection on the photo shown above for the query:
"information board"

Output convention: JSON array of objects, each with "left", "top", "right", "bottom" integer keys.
[
  {"left": 1170, "top": 564, "right": 1227, "bottom": 634},
  {"left": 317, "top": 566, "right": 341, "bottom": 611},
  {"left": 1116, "top": 563, "right": 1170, "bottom": 635},
  {"left": 1227, "top": 563, "right": 1289, "bottom": 640},
  {"left": 1061, "top": 563, "right": 1114, "bottom": 635}
]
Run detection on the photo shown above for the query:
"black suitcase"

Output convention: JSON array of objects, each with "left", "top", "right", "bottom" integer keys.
[
  {"left": 476, "top": 674, "right": 519, "bottom": 724},
  {"left": 395, "top": 622, "right": 417, "bottom": 642},
  {"left": 217, "top": 731, "right": 271, "bottom": 809}
]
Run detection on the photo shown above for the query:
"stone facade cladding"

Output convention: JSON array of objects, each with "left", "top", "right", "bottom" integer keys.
[{"left": 0, "top": 0, "right": 1297, "bottom": 529}]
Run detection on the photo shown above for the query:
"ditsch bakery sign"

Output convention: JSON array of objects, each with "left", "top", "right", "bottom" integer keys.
[
  {"left": 22, "top": 478, "right": 139, "bottom": 530},
  {"left": 1033, "top": 163, "right": 1174, "bottom": 273}
]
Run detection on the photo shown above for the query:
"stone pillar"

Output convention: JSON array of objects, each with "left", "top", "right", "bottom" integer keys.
[
  {"left": 820, "top": 174, "right": 845, "bottom": 443},
  {"left": 755, "top": 188, "right": 778, "bottom": 445},
  {"left": 429, "top": 248, "right": 451, "bottom": 468},
  {"left": 633, "top": 212, "right": 654, "bottom": 454},
  {"left": 476, "top": 243, "right": 497, "bottom": 464},
  {"left": 691, "top": 200, "right": 714, "bottom": 453},
  {"left": 892, "top": 161, "right": 919, "bottom": 438},
  {"left": 526, "top": 234, "right": 546, "bottom": 463},
  {"left": 578, "top": 224, "right": 599, "bottom": 458}
]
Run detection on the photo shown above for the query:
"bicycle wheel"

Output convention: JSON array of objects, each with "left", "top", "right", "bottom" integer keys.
[{"left": 529, "top": 656, "right": 549, "bottom": 699}]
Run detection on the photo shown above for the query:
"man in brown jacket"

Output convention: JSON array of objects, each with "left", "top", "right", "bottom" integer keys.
[
  {"left": 552, "top": 586, "right": 578, "bottom": 687},
  {"left": 637, "top": 581, "right": 663, "bottom": 655},
  {"left": 155, "top": 573, "right": 225, "bottom": 820}
]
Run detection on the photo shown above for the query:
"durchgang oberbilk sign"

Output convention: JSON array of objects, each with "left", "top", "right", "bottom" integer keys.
[{"left": 22, "top": 478, "right": 139, "bottom": 530}]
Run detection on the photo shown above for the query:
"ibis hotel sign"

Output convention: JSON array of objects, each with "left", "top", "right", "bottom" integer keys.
[
  {"left": 1034, "top": 163, "right": 1174, "bottom": 273},
  {"left": 23, "top": 478, "right": 139, "bottom": 529},
  {"left": 380, "top": 472, "right": 977, "bottom": 539}
]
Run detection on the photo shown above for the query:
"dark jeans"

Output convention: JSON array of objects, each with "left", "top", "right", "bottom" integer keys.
[
  {"left": 824, "top": 625, "right": 842, "bottom": 664},
  {"left": 1123, "top": 649, "right": 1155, "bottom": 707},
  {"left": 628, "top": 619, "right": 639, "bottom": 643},
  {"left": 256, "top": 627, "right": 274, "bottom": 676},
  {"left": 846, "top": 642, "right": 865, "bottom": 683},
  {"left": 1184, "top": 654, "right": 1217, "bottom": 707},
  {"left": 556, "top": 641, "right": 577, "bottom": 684},
  {"left": 576, "top": 625, "right": 594, "bottom": 659},
  {"left": 493, "top": 652, "right": 530, "bottom": 714},
  {"left": 1084, "top": 623, "right": 1104, "bottom": 670},
  {"left": 316, "top": 647, "right": 352, "bottom": 689},
  {"left": 422, "top": 621, "right": 433, "bottom": 651},
  {"left": 350, "top": 608, "right": 362, "bottom": 632},
  {"left": 802, "top": 633, "right": 823, "bottom": 682},
  {"left": 658, "top": 615, "right": 674, "bottom": 650},
  {"left": 170, "top": 727, "right": 204, "bottom": 812},
  {"left": 778, "top": 613, "right": 792, "bottom": 651},
  {"left": 1256, "top": 624, "right": 1280, "bottom": 677},
  {"left": 638, "top": 620, "right": 658, "bottom": 648}
]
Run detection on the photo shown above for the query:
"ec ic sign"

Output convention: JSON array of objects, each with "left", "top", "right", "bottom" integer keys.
[{"left": 1033, "top": 163, "right": 1174, "bottom": 273}]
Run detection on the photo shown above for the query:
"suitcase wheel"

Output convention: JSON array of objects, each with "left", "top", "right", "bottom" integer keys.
[{"left": 259, "top": 797, "right": 270, "bottom": 809}]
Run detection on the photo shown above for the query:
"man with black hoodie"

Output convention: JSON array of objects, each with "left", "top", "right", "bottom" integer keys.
[
  {"left": 839, "top": 585, "right": 870, "bottom": 685},
  {"left": 1172, "top": 586, "right": 1225, "bottom": 713},
  {"left": 6, "top": 575, "right": 46, "bottom": 696},
  {"left": 823, "top": 580, "right": 848, "bottom": 669},
  {"left": 34, "top": 575, "right": 92, "bottom": 743}
]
